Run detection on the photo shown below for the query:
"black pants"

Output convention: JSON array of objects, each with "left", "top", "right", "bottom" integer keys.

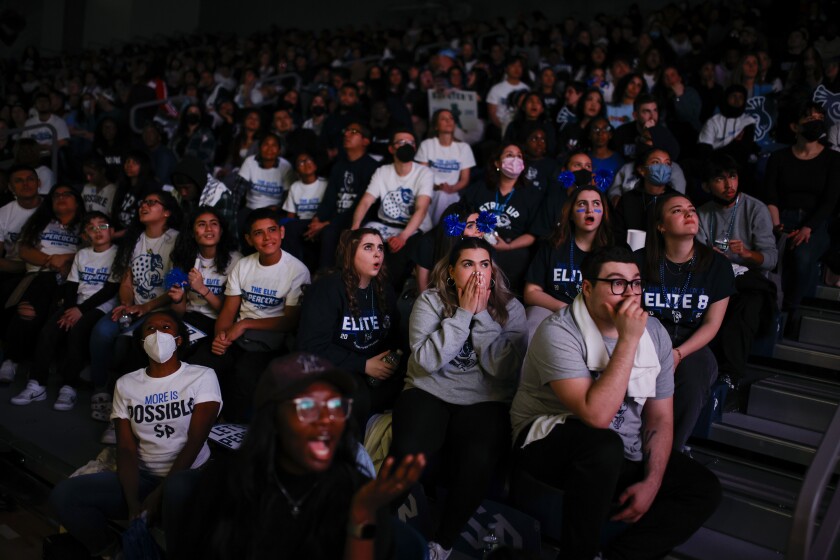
[
  {"left": 389, "top": 388, "right": 510, "bottom": 549},
  {"left": 672, "top": 345, "right": 718, "bottom": 450},
  {"left": 31, "top": 308, "right": 105, "bottom": 387},
  {"left": 5, "top": 272, "right": 61, "bottom": 362},
  {"left": 515, "top": 419, "right": 721, "bottom": 560}
]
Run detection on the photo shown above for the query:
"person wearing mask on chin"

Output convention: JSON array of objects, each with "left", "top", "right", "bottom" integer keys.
[
  {"left": 765, "top": 102, "right": 840, "bottom": 337},
  {"left": 351, "top": 129, "right": 433, "bottom": 290}
]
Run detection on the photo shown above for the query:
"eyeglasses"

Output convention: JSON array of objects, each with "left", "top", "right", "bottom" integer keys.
[
  {"left": 393, "top": 139, "right": 415, "bottom": 147},
  {"left": 291, "top": 396, "right": 353, "bottom": 423},
  {"left": 343, "top": 127, "right": 362, "bottom": 136},
  {"left": 297, "top": 158, "right": 314, "bottom": 166},
  {"left": 591, "top": 127, "right": 612, "bottom": 134},
  {"left": 86, "top": 223, "right": 110, "bottom": 232},
  {"left": 593, "top": 278, "right": 643, "bottom": 295},
  {"left": 140, "top": 199, "right": 162, "bottom": 207},
  {"left": 52, "top": 191, "right": 75, "bottom": 200}
]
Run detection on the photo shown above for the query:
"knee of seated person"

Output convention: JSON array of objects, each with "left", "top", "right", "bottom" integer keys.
[
  {"left": 16, "top": 302, "right": 36, "bottom": 320},
  {"left": 587, "top": 428, "right": 626, "bottom": 467}
]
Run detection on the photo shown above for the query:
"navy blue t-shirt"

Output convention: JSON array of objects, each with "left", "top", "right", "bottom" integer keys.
[{"left": 525, "top": 239, "right": 589, "bottom": 304}]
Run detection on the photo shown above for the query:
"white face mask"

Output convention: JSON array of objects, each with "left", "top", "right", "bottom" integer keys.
[{"left": 143, "top": 331, "right": 179, "bottom": 364}]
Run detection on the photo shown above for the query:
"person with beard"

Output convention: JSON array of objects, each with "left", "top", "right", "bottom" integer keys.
[
  {"left": 765, "top": 102, "right": 840, "bottom": 336},
  {"left": 461, "top": 144, "right": 540, "bottom": 293},
  {"left": 351, "top": 129, "right": 433, "bottom": 289},
  {"left": 298, "top": 229, "right": 403, "bottom": 423},
  {"left": 696, "top": 154, "right": 778, "bottom": 410},
  {"left": 697, "top": 85, "right": 759, "bottom": 165}
]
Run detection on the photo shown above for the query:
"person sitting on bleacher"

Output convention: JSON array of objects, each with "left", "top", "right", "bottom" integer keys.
[
  {"left": 389, "top": 237, "right": 526, "bottom": 560},
  {"left": 636, "top": 193, "right": 734, "bottom": 451},
  {"left": 510, "top": 246, "right": 721, "bottom": 560},
  {"left": 50, "top": 309, "right": 221, "bottom": 559},
  {"left": 696, "top": 154, "right": 779, "bottom": 410}
]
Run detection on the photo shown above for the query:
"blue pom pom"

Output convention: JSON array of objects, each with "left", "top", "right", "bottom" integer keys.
[
  {"left": 443, "top": 214, "right": 466, "bottom": 237},
  {"left": 475, "top": 211, "right": 497, "bottom": 234},
  {"left": 594, "top": 169, "right": 614, "bottom": 192},
  {"left": 558, "top": 171, "right": 575, "bottom": 189},
  {"left": 165, "top": 268, "right": 189, "bottom": 290}
]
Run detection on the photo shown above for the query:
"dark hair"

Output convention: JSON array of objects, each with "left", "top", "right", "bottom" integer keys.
[
  {"left": 633, "top": 93, "right": 658, "bottom": 112},
  {"left": 112, "top": 190, "right": 182, "bottom": 280},
  {"left": 6, "top": 163, "right": 37, "bottom": 180},
  {"left": 20, "top": 184, "right": 84, "bottom": 247},
  {"left": 430, "top": 237, "right": 514, "bottom": 325},
  {"left": 644, "top": 192, "right": 713, "bottom": 278},
  {"left": 575, "top": 87, "right": 606, "bottom": 121},
  {"left": 703, "top": 153, "right": 739, "bottom": 183},
  {"left": 195, "top": 385, "right": 361, "bottom": 559},
  {"left": 431, "top": 201, "right": 481, "bottom": 264},
  {"left": 389, "top": 127, "right": 415, "bottom": 144},
  {"left": 82, "top": 154, "right": 108, "bottom": 172},
  {"left": 580, "top": 245, "right": 637, "bottom": 282},
  {"left": 336, "top": 228, "right": 389, "bottom": 318},
  {"left": 548, "top": 186, "right": 614, "bottom": 249},
  {"left": 612, "top": 73, "right": 646, "bottom": 106},
  {"left": 797, "top": 100, "right": 826, "bottom": 121},
  {"left": 484, "top": 143, "right": 529, "bottom": 191},
  {"left": 81, "top": 211, "right": 111, "bottom": 229},
  {"left": 171, "top": 206, "right": 236, "bottom": 275},
  {"left": 244, "top": 207, "right": 283, "bottom": 232},
  {"left": 131, "top": 309, "right": 191, "bottom": 359},
  {"left": 255, "top": 133, "right": 281, "bottom": 167}
]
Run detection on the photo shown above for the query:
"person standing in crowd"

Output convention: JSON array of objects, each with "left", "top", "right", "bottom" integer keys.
[
  {"left": 486, "top": 56, "right": 530, "bottom": 140},
  {"left": 511, "top": 246, "right": 720, "bottom": 560},
  {"left": 390, "top": 238, "right": 526, "bottom": 560},
  {"left": 637, "top": 193, "right": 734, "bottom": 450},
  {"left": 415, "top": 109, "right": 476, "bottom": 226},
  {"left": 170, "top": 104, "right": 216, "bottom": 171}
]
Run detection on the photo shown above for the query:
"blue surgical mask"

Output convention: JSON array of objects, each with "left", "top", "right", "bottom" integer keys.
[{"left": 646, "top": 163, "right": 672, "bottom": 186}]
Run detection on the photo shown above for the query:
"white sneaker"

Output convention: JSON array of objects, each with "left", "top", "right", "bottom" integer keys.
[
  {"left": 428, "top": 541, "right": 452, "bottom": 560},
  {"left": 0, "top": 360, "right": 17, "bottom": 384},
  {"left": 53, "top": 385, "right": 77, "bottom": 411},
  {"left": 11, "top": 380, "right": 47, "bottom": 405},
  {"left": 100, "top": 424, "right": 117, "bottom": 445}
]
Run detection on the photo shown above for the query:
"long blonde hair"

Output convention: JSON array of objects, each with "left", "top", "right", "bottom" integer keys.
[{"left": 430, "top": 237, "right": 514, "bottom": 326}]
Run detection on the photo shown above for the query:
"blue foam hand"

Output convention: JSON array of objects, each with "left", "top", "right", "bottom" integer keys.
[
  {"left": 165, "top": 267, "right": 189, "bottom": 290},
  {"left": 475, "top": 211, "right": 497, "bottom": 234},
  {"left": 594, "top": 168, "right": 615, "bottom": 192}
]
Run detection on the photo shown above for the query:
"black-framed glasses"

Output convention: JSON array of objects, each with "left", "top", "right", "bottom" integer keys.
[
  {"left": 594, "top": 278, "right": 643, "bottom": 295},
  {"left": 86, "top": 223, "right": 110, "bottom": 232},
  {"left": 291, "top": 396, "right": 353, "bottom": 423}
]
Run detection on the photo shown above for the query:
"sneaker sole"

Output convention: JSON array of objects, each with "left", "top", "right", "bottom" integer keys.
[
  {"left": 54, "top": 402, "right": 76, "bottom": 411},
  {"left": 11, "top": 392, "right": 47, "bottom": 405}
]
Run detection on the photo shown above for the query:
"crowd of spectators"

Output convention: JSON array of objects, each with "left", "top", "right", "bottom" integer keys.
[{"left": 1, "top": 1, "right": 840, "bottom": 558}]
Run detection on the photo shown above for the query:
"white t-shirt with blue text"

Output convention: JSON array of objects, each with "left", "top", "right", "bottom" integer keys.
[
  {"left": 225, "top": 251, "right": 310, "bottom": 320},
  {"left": 282, "top": 177, "right": 328, "bottom": 220},
  {"left": 238, "top": 155, "right": 292, "bottom": 210}
]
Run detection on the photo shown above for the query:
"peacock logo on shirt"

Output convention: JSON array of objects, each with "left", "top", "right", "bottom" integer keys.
[
  {"left": 381, "top": 187, "right": 415, "bottom": 223},
  {"left": 450, "top": 339, "right": 477, "bottom": 371},
  {"left": 132, "top": 253, "right": 165, "bottom": 300}
]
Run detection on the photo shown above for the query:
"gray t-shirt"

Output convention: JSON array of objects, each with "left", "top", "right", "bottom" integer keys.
[{"left": 510, "top": 307, "right": 674, "bottom": 461}]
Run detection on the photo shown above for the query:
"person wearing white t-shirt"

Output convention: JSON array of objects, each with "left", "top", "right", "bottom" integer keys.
[
  {"left": 197, "top": 208, "right": 310, "bottom": 420},
  {"left": 21, "top": 92, "right": 70, "bottom": 148},
  {"left": 11, "top": 213, "right": 119, "bottom": 409},
  {"left": 0, "top": 166, "right": 42, "bottom": 277},
  {"left": 236, "top": 134, "right": 293, "bottom": 210},
  {"left": 50, "top": 310, "right": 221, "bottom": 558},
  {"left": 81, "top": 156, "right": 117, "bottom": 215},
  {"left": 351, "top": 129, "right": 433, "bottom": 287},
  {"left": 416, "top": 109, "right": 476, "bottom": 225},
  {"left": 283, "top": 153, "right": 329, "bottom": 221},
  {"left": 486, "top": 57, "right": 531, "bottom": 137}
]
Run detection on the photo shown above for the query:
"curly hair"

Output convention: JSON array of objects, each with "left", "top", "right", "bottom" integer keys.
[
  {"left": 171, "top": 206, "right": 236, "bottom": 274},
  {"left": 430, "top": 237, "right": 514, "bottom": 326},
  {"left": 335, "top": 228, "right": 389, "bottom": 318}
]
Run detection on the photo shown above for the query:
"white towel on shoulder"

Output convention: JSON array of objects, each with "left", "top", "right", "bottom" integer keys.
[{"left": 571, "top": 294, "right": 660, "bottom": 405}]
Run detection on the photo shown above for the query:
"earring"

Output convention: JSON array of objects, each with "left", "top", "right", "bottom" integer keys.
[
  {"left": 446, "top": 276, "right": 455, "bottom": 287},
  {"left": 496, "top": 167, "right": 500, "bottom": 172}
]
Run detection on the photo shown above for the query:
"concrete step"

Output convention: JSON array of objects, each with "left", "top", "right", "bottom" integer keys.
[
  {"left": 814, "top": 285, "right": 840, "bottom": 303},
  {"left": 746, "top": 356, "right": 840, "bottom": 386},
  {"left": 704, "top": 491, "right": 792, "bottom": 551},
  {"left": 673, "top": 527, "right": 784, "bottom": 560},
  {"left": 708, "top": 412, "right": 823, "bottom": 468},
  {"left": 748, "top": 376, "right": 840, "bottom": 432},
  {"left": 773, "top": 340, "right": 840, "bottom": 371},
  {"left": 799, "top": 315, "right": 840, "bottom": 349}
]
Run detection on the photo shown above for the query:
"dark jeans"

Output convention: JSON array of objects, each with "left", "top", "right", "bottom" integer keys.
[
  {"left": 672, "top": 345, "right": 718, "bottom": 450},
  {"left": 31, "top": 308, "right": 105, "bottom": 387},
  {"left": 515, "top": 419, "right": 721, "bottom": 560},
  {"left": 389, "top": 388, "right": 510, "bottom": 549},
  {"left": 5, "top": 272, "right": 61, "bottom": 362},
  {"left": 780, "top": 209, "right": 830, "bottom": 311}
]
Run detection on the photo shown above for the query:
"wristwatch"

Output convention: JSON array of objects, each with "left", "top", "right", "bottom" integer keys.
[{"left": 347, "top": 521, "right": 377, "bottom": 540}]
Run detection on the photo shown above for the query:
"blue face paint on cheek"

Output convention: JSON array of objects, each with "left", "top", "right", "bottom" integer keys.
[
  {"left": 593, "top": 209, "right": 603, "bottom": 214},
  {"left": 576, "top": 208, "right": 586, "bottom": 213}
]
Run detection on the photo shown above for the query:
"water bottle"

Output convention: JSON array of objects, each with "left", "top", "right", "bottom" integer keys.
[
  {"left": 368, "top": 349, "right": 403, "bottom": 387},
  {"left": 118, "top": 311, "right": 132, "bottom": 331},
  {"left": 482, "top": 522, "right": 500, "bottom": 558}
]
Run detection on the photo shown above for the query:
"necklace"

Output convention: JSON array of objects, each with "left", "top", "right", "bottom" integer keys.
[
  {"left": 659, "top": 253, "right": 695, "bottom": 323},
  {"left": 275, "top": 478, "right": 319, "bottom": 519},
  {"left": 710, "top": 195, "right": 740, "bottom": 246},
  {"left": 141, "top": 232, "right": 167, "bottom": 256}
]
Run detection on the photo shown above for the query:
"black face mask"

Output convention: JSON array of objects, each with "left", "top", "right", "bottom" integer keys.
[
  {"left": 573, "top": 169, "right": 592, "bottom": 187},
  {"left": 719, "top": 102, "right": 745, "bottom": 119},
  {"left": 395, "top": 144, "right": 416, "bottom": 162},
  {"left": 800, "top": 120, "right": 825, "bottom": 142},
  {"left": 185, "top": 113, "right": 201, "bottom": 125},
  {"left": 310, "top": 106, "right": 326, "bottom": 117}
]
